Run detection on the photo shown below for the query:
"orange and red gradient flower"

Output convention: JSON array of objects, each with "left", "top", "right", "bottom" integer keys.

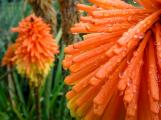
[
  {"left": 2, "top": 15, "right": 59, "bottom": 87},
  {"left": 63, "top": 0, "right": 161, "bottom": 120}
]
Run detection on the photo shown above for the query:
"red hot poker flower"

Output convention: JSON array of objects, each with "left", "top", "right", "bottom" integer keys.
[
  {"left": 2, "top": 15, "right": 59, "bottom": 87},
  {"left": 63, "top": 0, "right": 161, "bottom": 120}
]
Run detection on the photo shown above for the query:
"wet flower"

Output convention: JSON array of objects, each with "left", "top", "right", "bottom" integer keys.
[
  {"left": 63, "top": 0, "right": 161, "bottom": 120},
  {"left": 2, "top": 15, "right": 59, "bottom": 87}
]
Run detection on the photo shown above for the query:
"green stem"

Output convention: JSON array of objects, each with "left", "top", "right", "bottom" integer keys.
[
  {"left": 34, "top": 87, "right": 41, "bottom": 120},
  {"left": 56, "top": 28, "right": 62, "bottom": 44},
  {"left": 0, "top": 69, "right": 12, "bottom": 81},
  {"left": 44, "top": 70, "right": 53, "bottom": 120},
  {"left": 7, "top": 67, "right": 16, "bottom": 108}
]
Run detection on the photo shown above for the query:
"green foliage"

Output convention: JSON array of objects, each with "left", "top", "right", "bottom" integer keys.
[{"left": 0, "top": 0, "right": 72, "bottom": 120}]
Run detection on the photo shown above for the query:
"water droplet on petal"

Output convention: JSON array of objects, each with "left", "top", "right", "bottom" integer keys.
[
  {"left": 127, "top": 60, "right": 131, "bottom": 65},
  {"left": 134, "top": 35, "right": 138, "bottom": 38},
  {"left": 127, "top": 79, "right": 132, "bottom": 87},
  {"left": 108, "top": 24, "right": 112, "bottom": 27},
  {"left": 133, "top": 51, "right": 138, "bottom": 57},
  {"left": 159, "top": 102, "right": 161, "bottom": 108},
  {"left": 119, "top": 91, "right": 124, "bottom": 96},
  {"left": 128, "top": 16, "right": 132, "bottom": 22},
  {"left": 119, "top": 72, "right": 124, "bottom": 78},
  {"left": 138, "top": 33, "right": 145, "bottom": 39}
]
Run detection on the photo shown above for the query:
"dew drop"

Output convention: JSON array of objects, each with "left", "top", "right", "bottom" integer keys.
[
  {"left": 94, "top": 63, "right": 98, "bottom": 67},
  {"left": 119, "top": 91, "right": 124, "bottom": 96},
  {"left": 159, "top": 102, "right": 161, "bottom": 108},
  {"left": 134, "top": 35, "right": 138, "bottom": 38},
  {"left": 124, "top": 32, "right": 129, "bottom": 36},
  {"left": 157, "top": 74, "right": 161, "bottom": 82},
  {"left": 108, "top": 27, "right": 113, "bottom": 32},
  {"left": 151, "top": 4, "right": 155, "bottom": 8},
  {"left": 133, "top": 51, "right": 138, "bottom": 57},
  {"left": 127, "top": 59, "right": 131, "bottom": 65},
  {"left": 154, "top": 42, "right": 161, "bottom": 46},
  {"left": 138, "top": 33, "right": 145, "bottom": 39},
  {"left": 140, "top": 21, "right": 144, "bottom": 24},
  {"left": 108, "top": 24, "right": 112, "bottom": 27},
  {"left": 128, "top": 16, "right": 132, "bottom": 22},
  {"left": 85, "top": 25, "right": 90, "bottom": 30},
  {"left": 119, "top": 72, "right": 124, "bottom": 78},
  {"left": 143, "top": 24, "right": 147, "bottom": 27},
  {"left": 127, "top": 79, "right": 132, "bottom": 87},
  {"left": 146, "top": 20, "right": 151, "bottom": 24},
  {"left": 133, "top": 105, "right": 137, "bottom": 110},
  {"left": 133, "top": 88, "right": 137, "bottom": 94},
  {"left": 136, "top": 29, "right": 141, "bottom": 33}
]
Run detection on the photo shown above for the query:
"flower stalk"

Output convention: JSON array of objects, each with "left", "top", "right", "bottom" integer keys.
[
  {"left": 28, "top": 0, "right": 57, "bottom": 34},
  {"left": 34, "top": 86, "right": 41, "bottom": 120},
  {"left": 58, "top": 0, "right": 81, "bottom": 45}
]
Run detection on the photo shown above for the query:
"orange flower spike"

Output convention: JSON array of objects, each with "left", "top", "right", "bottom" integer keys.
[
  {"left": 11, "top": 15, "right": 58, "bottom": 87},
  {"left": 64, "top": 0, "right": 161, "bottom": 119}
]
